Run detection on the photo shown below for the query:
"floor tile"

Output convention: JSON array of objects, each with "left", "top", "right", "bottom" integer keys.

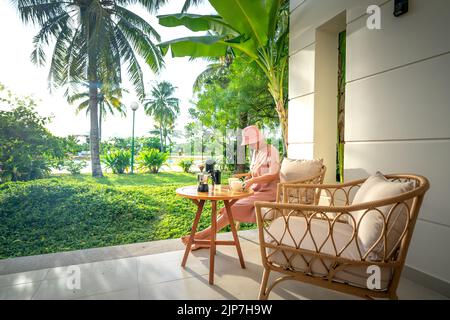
[
  {"left": 0, "top": 282, "right": 41, "bottom": 300},
  {"left": 139, "top": 275, "right": 233, "bottom": 300},
  {"left": 76, "top": 288, "right": 139, "bottom": 300},
  {"left": 33, "top": 258, "right": 138, "bottom": 300},
  {"left": 0, "top": 269, "right": 48, "bottom": 288},
  {"left": 397, "top": 277, "right": 447, "bottom": 300}
]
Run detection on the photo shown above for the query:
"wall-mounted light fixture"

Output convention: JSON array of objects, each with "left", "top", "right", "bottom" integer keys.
[{"left": 394, "top": 0, "right": 409, "bottom": 17}]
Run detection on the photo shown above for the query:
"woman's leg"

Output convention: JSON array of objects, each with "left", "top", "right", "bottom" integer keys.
[
  {"left": 181, "top": 196, "right": 259, "bottom": 249},
  {"left": 181, "top": 208, "right": 230, "bottom": 248}
]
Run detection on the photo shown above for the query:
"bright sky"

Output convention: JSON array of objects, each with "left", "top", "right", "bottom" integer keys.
[{"left": 0, "top": 0, "right": 216, "bottom": 139}]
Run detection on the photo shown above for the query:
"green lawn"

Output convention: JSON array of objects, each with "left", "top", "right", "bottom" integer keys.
[{"left": 0, "top": 172, "right": 256, "bottom": 259}]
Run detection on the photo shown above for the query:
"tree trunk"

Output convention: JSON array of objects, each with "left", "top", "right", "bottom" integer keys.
[
  {"left": 88, "top": 34, "right": 103, "bottom": 177},
  {"left": 275, "top": 98, "right": 288, "bottom": 157},
  {"left": 159, "top": 127, "right": 164, "bottom": 152},
  {"left": 164, "top": 129, "right": 168, "bottom": 153},
  {"left": 98, "top": 103, "right": 102, "bottom": 142}
]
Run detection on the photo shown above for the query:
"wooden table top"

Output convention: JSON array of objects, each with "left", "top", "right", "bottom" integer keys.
[{"left": 176, "top": 185, "right": 254, "bottom": 201}]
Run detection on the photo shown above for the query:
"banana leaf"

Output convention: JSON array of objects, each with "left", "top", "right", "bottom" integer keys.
[
  {"left": 159, "top": 35, "right": 258, "bottom": 59},
  {"left": 158, "top": 13, "right": 239, "bottom": 36},
  {"left": 209, "top": 0, "right": 280, "bottom": 47}
]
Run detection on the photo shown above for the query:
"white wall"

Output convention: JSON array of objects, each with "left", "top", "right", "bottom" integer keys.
[{"left": 289, "top": 0, "right": 450, "bottom": 284}]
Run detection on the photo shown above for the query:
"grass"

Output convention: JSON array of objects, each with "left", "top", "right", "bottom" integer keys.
[{"left": 0, "top": 172, "right": 256, "bottom": 259}]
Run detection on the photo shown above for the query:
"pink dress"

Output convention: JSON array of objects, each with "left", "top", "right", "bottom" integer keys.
[{"left": 222, "top": 144, "right": 280, "bottom": 223}]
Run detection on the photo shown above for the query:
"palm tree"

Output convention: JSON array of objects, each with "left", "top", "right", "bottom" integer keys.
[
  {"left": 193, "top": 55, "right": 233, "bottom": 93},
  {"left": 149, "top": 121, "right": 178, "bottom": 153},
  {"left": 13, "top": 0, "right": 166, "bottom": 177},
  {"left": 68, "top": 84, "right": 127, "bottom": 141},
  {"left": 143, "top": 81, "right": 180, "bottom": 152}
]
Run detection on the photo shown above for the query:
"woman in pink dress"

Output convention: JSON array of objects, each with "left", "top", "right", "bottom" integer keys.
[{"left": 182, "top": 125, "right": 280, "bottom": 250}]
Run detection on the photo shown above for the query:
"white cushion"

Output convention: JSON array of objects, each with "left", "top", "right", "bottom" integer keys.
[
  {"left": 266, "top": 216, "right": 391, "bottom": 289},
  {"left": 280, "top": 158, "right": 323, "bottom": 183},
  {"left": 350, "top": 172, "right": 414, "bottom": 260},
  {"left": 279, "top": 158, "right": 323, "bottom": 204}
]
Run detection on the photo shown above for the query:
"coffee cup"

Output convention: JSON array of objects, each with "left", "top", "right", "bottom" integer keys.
[{"left": 230, "top": 180, "right": 243, "bottom": 192}]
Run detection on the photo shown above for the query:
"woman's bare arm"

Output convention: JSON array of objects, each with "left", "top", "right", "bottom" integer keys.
[
  {"left": 244, "top": 172, "right": 279, "bottom": 189},
  {"left": 232, "top": 173, "right": 252, "bottom": 179}
]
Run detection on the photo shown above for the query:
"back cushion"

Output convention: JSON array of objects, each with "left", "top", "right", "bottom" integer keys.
[
  {"left": 279, "top": 159, "right": 324, "bottom": 204},
  {"left": 350, "top": 172, "right": 414, "bottom": 260},
  {"left": 280, "top": 158, "right": 323, "bottom": 183}
]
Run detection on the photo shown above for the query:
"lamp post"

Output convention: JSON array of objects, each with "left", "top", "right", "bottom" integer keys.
[{"left": 130, "top": 102, "right": 139, "bottom": 174}]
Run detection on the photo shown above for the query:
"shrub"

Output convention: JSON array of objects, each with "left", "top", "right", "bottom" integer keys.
[
  {"left": 0, "top": 86, "right": 66, "bottom": 182},
  {"left": 137, "top": 148, "right": 168, "bottom": 173},
  {"left": 64, "top": 159, "right": 87, "bottom": 175},
  {"left": 178, "top": 158, "right": 194, "bottom": 173},
  {"left": 102, "top": 149, "right": 131, "bottom": 174}
]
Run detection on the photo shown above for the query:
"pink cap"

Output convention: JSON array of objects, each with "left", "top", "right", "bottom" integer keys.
[{"left": 241, "top": 125, "right": 264, "bottom": 146}]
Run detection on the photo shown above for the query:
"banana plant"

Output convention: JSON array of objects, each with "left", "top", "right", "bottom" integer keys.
[{"left": 158, "top": 0, "right": 289, "bottom": 153}]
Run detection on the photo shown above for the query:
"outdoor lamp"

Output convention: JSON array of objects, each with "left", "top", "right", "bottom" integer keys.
[
  {"left": 130, "top": 102, "right": 139, "bottom": 174},
  {"left": 131, "top": 101, "right": 139, "bottom": 112}
]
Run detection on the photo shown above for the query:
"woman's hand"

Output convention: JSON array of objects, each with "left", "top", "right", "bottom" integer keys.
[{"left": 243, "top": 178, "right": 254, "bottom": 190}]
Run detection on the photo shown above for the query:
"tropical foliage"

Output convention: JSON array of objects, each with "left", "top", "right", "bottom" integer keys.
[
  {"left": 0, "top": 84, "right": 65, "bottom": 182},
  {"left": 101, "top": 136, "right": 162, "bottom": 154},
  {"left": 194, "top": 57, "right": 279, "bottom": 130},
  {"left": 67, "top": 83, "right": 127, "bottom": 141},
  {"left": 137, "top": 148, "right": 169, "bottom": 173},
  {"left": 63, "top": 159, "right": 87, "bottom": 175},
  {"left": 178, "top": 158, "right": 194, "bottom": 173},
  {"left": 143, "top": 81, "right": 180, "bottom": 152},
  {"left": 102, "top": 149, "right": 131, "bottom": 174},
  {"left": 158, "top": 0, "right": 289, "bottom": 152},
  {"left": 14, "top": 0, "right": 166, "bottom": 177}
]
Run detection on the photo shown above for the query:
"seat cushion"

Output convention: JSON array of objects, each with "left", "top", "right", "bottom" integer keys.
[
  {"left": 350, "top": 172, "right": 414, "bottom": 260},
  {"left": 265, "top": 216, "right": 392, "bottom": 290}
]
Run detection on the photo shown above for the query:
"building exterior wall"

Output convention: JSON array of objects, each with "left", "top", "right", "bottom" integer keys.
[{"left": 289, "top": 0, "right": 450, "bottom": 285}]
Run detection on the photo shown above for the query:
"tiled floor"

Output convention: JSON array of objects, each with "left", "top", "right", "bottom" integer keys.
[{"left": 0, "top": 231, "right": 447, "bottom": 300}]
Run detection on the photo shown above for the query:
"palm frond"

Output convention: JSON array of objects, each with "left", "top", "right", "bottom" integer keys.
[
  {"left": 113, "top": 25, "right": 145, "bottom": 100},
  {"left": 116, "top": 17, "right": 164, "bottom": 74},
  {"left": 112, "top": 5, "right": 161, "bottom": 42},
  {"left": 181, "top": 0, "right": 204, "bottom": 13}
]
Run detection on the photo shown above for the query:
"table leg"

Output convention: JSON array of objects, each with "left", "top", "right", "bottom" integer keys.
[
  {"left": 181, "top": 200, "right": 205, "bottom": 268},
  {"left": 209, "top": 200, "right": 217, "bottom": 284},
  {"left": 224, "top": 200, "right": 246, "bottom": 269}
]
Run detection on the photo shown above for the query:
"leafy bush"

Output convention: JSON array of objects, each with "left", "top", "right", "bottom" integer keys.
[
  {"left": 101, "top": 136, "right": 161, "bottom": 154},
  {"left": 64, "top": 159, "right": 87, "bottom": 175},
  {"left": 178, "top": 158, "right": 194, "bottom": 173},
  {"left": 62, "top": 135, "right": 89, "bottom": 156},
  {"left": 0, "top": 86, "right": 65, "bottom": 182},
  {"left": 102, "top": 149, "right": 131, "bottom": 174},
  {"left": 137, "top": 148, "right": 168, "bottom": 173}
]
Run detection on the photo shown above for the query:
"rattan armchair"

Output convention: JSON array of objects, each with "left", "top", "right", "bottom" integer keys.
[{"left": 255, "top": 174, "right": 429, "bottom": 300}]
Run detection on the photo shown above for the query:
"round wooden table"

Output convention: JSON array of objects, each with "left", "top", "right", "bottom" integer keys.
[{"left": 176, "top": 185, "right": 254, "bottom": 285}]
